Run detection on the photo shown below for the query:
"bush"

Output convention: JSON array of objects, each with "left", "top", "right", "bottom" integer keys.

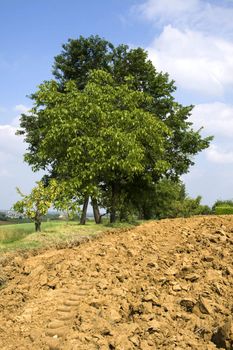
[
  {"left": 214, "top": 206, "right": 233, "bottom": 215},
  {"left": 0, "top": 212, "right": 7, "bottom": 221}
]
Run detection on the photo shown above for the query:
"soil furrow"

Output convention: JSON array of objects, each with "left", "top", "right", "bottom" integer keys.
[{"left": 0, "top": 216, "right": 232, "bottom": 349}]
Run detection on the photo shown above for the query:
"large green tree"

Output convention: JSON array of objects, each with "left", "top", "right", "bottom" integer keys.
[
  {"left": 18, "top": 35, "right": 212, "bottom": 222},
  {"left": 18, "top": 70, "right": 170, "bottom": 223},
  {"left": 52, "top": 36, "right": 211, "bottom": 178}
]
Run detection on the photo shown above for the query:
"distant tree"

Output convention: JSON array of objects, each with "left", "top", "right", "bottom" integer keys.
[
  {"left": 172, "top": 195, "right": 212, "bottom": 217},
  {"left": 0, "top": 211, "right": 7, "bottom": 221},
  {"left": 212, "top": 199, "right": 233, "bottom": 215},
  {"left": 116, "top": 179, "right": 211, "bottom": 220},
  {"left": 212, "top": 199, "right": 233, "bottom": 210}
]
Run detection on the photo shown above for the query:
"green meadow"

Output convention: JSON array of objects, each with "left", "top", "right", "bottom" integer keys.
[{"left": 0, "top": 220, "right": 137, "bottom": 252}]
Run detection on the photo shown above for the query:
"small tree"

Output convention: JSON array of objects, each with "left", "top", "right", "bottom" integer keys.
[{"left": 13, "top": 180, "right": 58, "bottom": 232}]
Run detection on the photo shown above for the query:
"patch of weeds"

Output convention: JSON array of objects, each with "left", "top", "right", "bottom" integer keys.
[
  {"left": 0, "top": 240, "right": 42, "bottom": 252},
  {"left": 105, "top": 221, "right": 139, "bottom": 229},
  {"left": 0, "top": 276, "right": 7, "bottom": 289},
  {"left": 1, "top": 233, "right": 28, "bottom": 244}
]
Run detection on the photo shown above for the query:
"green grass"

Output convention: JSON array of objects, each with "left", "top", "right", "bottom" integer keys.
[
  {"left": 0, "top": 219, "right": 139, "bottom": 252},
  {"left": 0, "top": 221, "right": 63, "bottom": 243}
]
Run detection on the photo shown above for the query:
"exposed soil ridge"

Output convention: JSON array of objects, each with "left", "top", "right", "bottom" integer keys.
[{"left": 0, "top": 216, "right": 233, "bottom": 349}]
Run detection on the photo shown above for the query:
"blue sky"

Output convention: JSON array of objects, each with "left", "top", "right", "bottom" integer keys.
[{"left": 1, "top": 0, "right": 233, "bottom": 208}]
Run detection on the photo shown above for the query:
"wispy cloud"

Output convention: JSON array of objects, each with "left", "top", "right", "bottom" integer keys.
[
  {"left": 14, "top": 104, "right": 30, "bottom": 114},
  {"left": 12, "top": 104, "right": 30, "bottom": 126},
  {"left": 0, "top": 108, "right": 42, "bottom": 208},
  {"left": 135, "top": 0, "right": 233, "bottom": 38},
  {"left": 206, "top": 144, "right": 233, "bottom": 164},
  {"left": 191, "top": 102, "right": 233, "bottom": 164},
  {"left": 192, "top": 102, "right": 233, "bottom": 137},
  {"left": 0, "top": 124, "right": 25, "bottom": 157},
  {"left": 136, "top": 0, "right": 199, "bottom": 23},
  {"left": 0, "top": 104, "right": 31, "bottom": 155}
]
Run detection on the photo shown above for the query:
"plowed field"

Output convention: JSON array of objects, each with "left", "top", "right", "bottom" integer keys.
[{"left": 0, "top": 216, "right": 233, "bottom": 350}]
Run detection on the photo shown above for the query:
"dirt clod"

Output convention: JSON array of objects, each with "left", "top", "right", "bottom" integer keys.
[{"left": 0, "top": 215, "right": 232, "bottom": 349}]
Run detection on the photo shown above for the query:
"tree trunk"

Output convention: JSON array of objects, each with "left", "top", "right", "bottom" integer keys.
[
  {"left": 137, "top": 207, "right": 144, "bottom": 220},
  {"left": 35, "top": 221, "right": 41, "bottom": 232},
  {"left": 142, "top": 205, "right": 151, "bottom": 220},
  {"left": 80, "top": 196, "right": 89, "bottom": 225},
  {"left": 35, "top": 210, "right": 41, "bottom": 232},
  {"left": 110, "top": 183, "right": 117, "bottom": 223},
  {"left": 91, "top": 197, "right": 101, "bottom": 224},
  {"left": 119, "top": 208, "right": 128, "bottom": 222}
]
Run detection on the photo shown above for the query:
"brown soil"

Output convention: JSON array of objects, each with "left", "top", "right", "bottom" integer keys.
[{"left": 0, "top": 216, "right": 233, "bottom": 350}]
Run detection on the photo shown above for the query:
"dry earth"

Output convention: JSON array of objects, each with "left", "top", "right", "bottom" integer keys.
[{"left": 0, "top": 216, "right": 233, "bottom": 350}]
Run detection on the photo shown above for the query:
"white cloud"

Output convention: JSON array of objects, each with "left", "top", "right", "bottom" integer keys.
[
  {"left": 206, "top": 144, "right": 233, "bottom": 164},
  {"left": 133, "top": 0, "right": 233, "bottom": 96},
  {"left": 0, "top": 113, "right": 43, "bottom": 209},
  {"left": 14, "top": 104, "right": 30, "bottom": 114},
  {"left": 137, "top": 0, "right": 199, "bottom": 22},
  {"left": 190, "top": 102, "right": 233, "bottom": 164},
  {"left": 147, "top": 25, "right": 233, "bottom": 96},
  {"left": 133, "top": 0, "right": 233, "bottom": 204},
  {"left": 136, "top": 0, "right": 233, "bottom": 38},
  {"left": 191, "top": 102, "right": 233, "bottom": 137},
  {"left": 0, "top": 112, "right": 27, "bottom": 178},
  {"left": 12, "top": 104, "right": 30, "bottom": 126},
  {"left": 0, "top": 124, "right": 25, "bottom": 156}
]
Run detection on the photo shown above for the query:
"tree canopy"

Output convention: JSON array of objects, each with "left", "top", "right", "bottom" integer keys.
[{"left": 17, "top": 35, "right": 212, "bottom": 222}]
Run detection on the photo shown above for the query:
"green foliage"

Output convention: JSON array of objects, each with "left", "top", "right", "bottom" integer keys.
[
  {"left": 212, "top": 200, "right": 233, "bottom": 215},
  {"left": 151, "top": 179, "right": 187, "bottom": 219},
  {"left": 171, "top": 195, "right": 212, "bottom": 218},
  {"left": 51, "top": 35, "right": 212, "bottom": 178},
  {"left": 122, "top": 179, "right": 211, "bottom": 220},
  {"left": 53, "top": 35, "right": 114, "bottom": 89},
  {"left": 18, "top": 70, "right": 170, "bottom": 199},
  {"left": 212, "top": 199, "right": 233, "bottom": 209},
  {"left": 0, "top": 212, "right": 7, "bottom": 221},
  {"left": 212, "top": 200, "right": 233, "bottom": 214},
  {"left": 13, "top": 179, "right": 82, "bottom": 230},
  {"left": 13, "top": 181, "right": 55, "bottom": 220},
  {"left": 13, "top": 180, "right": 61, "bottom": 231},
  {"left": 214, "top": 206, "right": 233, "bottom": 215},
  {"left": 17, "top": 35, "right": 213, "bottom": 223}
]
